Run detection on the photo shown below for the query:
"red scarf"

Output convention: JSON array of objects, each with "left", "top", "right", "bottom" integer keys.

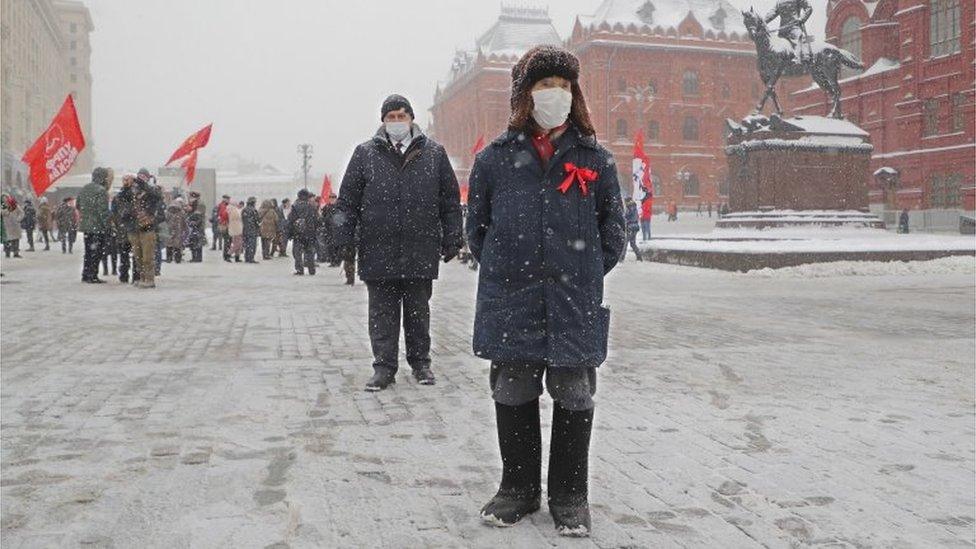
[{"left": 531, "top": 124, "right": 568, "bottom": 166}]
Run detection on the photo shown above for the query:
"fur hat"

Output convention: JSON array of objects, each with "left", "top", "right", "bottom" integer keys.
[
  {"left": 511, "top": 46, "right": 580, "bottom": 97},
  {"left": 381, "top": 94, "right": 414, "bottom": 120}
]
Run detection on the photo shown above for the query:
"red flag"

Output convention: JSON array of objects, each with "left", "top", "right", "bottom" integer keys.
[
  {"left": 471, "top": 135, "right": 485, "bottom": 155},
  {"left": 166, "top": 123, "right": 212, "bottom": 165},
  {"left": 180, "top": 149, "right": 198, "bottom": 184},
  {"left": 21, "top": 95, "right": 86, "bottom": 196},
  {"left": 319, "top": 174, "right": 333, "bottom": 205},
  {"left": 632, "top": 130, "right": 652, "bottom": 197}
]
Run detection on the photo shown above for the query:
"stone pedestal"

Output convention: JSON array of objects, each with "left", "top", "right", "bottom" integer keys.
[{"left": 724, "top": 116, "right": 874, "bottom": 215}]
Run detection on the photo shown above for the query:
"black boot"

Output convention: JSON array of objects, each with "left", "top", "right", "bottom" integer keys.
[
  {"left": 547, "top": 402, "right": 593, "bottom": 537},
  {"left": 480, "top": 399, "right": 542, "bottom": 527}
]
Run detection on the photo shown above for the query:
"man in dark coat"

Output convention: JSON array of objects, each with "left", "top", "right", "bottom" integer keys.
[
  {"left": 77, "top": 167, "right": 112, "bottom": 283},
  {"left": 116, "top": 169, "right": 163, "bottom": 288},
  {"left": 621, "top": 198, "right": 643, "bottom": 261},
  {"left": 241, "top": 196, "right": 260, "bottom": 263},
  {"left": 286, "top": 189, "right": 320, "bottom": 275},
  {"left": 185, "top": 191, "right": 207, "bottom": 262},
  {"left": 21, "top": 199, "right": 36, "bottom": 251},
  {"left": 334, "top": 94, "right": 463, "bottom": 391}
]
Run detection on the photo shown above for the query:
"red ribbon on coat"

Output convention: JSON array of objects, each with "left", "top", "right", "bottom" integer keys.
[{"left": 557, "top": 162, "right": 598, "bottom": 196}]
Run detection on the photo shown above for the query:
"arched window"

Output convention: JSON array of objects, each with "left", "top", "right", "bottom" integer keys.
[
  {"left": 647, "top": 80, "right": 657, "bottom": 94},
  {"left": 647, "top": 120, "right": 660, "bottom": 141},
  {"left": 682, "top": 70, "right": 699, "bottom": 95},
  {"left": 683, "top": 173, "right": 700, "bottom": 196},
  {"left": 682, "top": 116, "right": 699, "bottom": 141},
  {"left": 840, "top": 17, "right": 863, "bottom": 77},
  {"left": 616, "top": 119, "right": 629, "bottom": 139},
  {"left": 930, "top": 0, "right": 961, "bottom": 57},
  {"left": 617, "top": 78, "right": 627, "bottom": 93}
]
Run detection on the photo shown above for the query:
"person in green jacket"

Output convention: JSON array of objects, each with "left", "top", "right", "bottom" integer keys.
[{"left": 77, "top": 167, "right": 112, "bottom": 283}]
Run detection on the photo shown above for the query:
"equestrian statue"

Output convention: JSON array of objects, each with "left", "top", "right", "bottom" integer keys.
[{"left": 742, "top": 2, "right": 864, "bottom": 119}]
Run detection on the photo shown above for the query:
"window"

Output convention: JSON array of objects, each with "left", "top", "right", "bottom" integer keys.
[
  {"left": 647, "top": 120, "right": 660, "bottom": 142},
  {"left": 682, "top": 116, "right": 699, "bottom": 141},
  {"left": 951, "top": 93, "right": 965, "bottom": 133},
  {"left": 70, "top": 23, "right": 77, "bottom": 33},
  {"left": 651, "top": 173, "right": 663, "bottom": 197},
  {"left": 682, "top": 70, "right": 699, "bottom": 95},
  {"left": 930, "top": 0, "right": 961, "bottom": 57},
  {"left": 721, "top": 83, "right": 731, "bottom": 99},
  {"left": 683, "top": 173, "right": 700, "bottom": 196},
  {"left": 930, "top": 173, "right": 962, "bottom": 209},
  {"left": 647, "top": 80, "right": 657, "bottom": 94},
  {"left": 70, "top": 40, "right": 77, "bottom": 50},
  {"left": 617, "top": 78, "right": 627, "bottom": 93},
  {"left": 923, "top": 99, "right": 939, "bottom": 136},
  {"left": 616, "top": 119, "right": 629, "bottom": 139},
  {"left": 839, "top": 17, "right": 863, "bottom": 77}
]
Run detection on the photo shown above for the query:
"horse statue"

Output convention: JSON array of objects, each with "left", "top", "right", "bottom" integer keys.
[{"left": 741, "top": 7, "right": 863, "bottom": 119}]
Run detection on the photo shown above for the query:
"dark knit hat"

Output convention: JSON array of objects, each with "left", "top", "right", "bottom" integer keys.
[
  {"left": 511, "top": 46, "right": 580, "bottom": 96},
  {"left": 381, "top": 94, "right": 414, "bottom": 120},
  {"left": 297, "top": 189, "right": 311, "bottom": 199}
]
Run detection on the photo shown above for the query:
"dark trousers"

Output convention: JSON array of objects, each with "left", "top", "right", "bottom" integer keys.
[
  {"left": 40, "top": 229, "right": 51, "bottom": 249},
  {"left": 292, "top": 238, "right": 316, "bottom": 274},
  {"left": 82, "top": 232, "right": 105, "bottom": 280},
  {"left": 261, "top": 237, "right": 274, "bottom": 259},
  {"left": 621, "top": 228, "right": 641, "bottom": 261},
  {"left": 101, "top": 248, "right": 117, "bottom": 275},
  {"left": 61, "top": 230, "right": 76, "bottom": 253},
  {"left": 25, "top": 228, "right": 35, "bottom": 250},
  {"left": 190, "top": 247, "right": 203, "bottom": 262},
  {"left": 222, "top": 233, "right": 232, "bottom": 260},
  {"left": 118, "top": 241, "right": 132, "bottom": 281},
  {"left": 640, "top": 220, "right": 651, "bottom": 241},
  {"left": 244, "top": 235, "right": 258, "bottom": 262},
  {"left": 366, "top": 279, "right": 433, "bottom": 374}
]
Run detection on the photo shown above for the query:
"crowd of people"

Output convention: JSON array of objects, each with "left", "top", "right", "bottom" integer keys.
[{"left": 0, "top": 169, "right": 357, "bottom": 286}]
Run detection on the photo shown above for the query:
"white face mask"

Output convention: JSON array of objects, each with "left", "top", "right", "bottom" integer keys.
[
  {"left": 385, "top": 121, "right": 411, "bottom": 142},
  {"left": 531, "top": 87, "right": 573, "bottom": 130}
]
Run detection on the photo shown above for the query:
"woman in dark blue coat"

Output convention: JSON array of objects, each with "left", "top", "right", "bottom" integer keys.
[{"left": 466, "top": 45, "right": 625, "bottom": 537}]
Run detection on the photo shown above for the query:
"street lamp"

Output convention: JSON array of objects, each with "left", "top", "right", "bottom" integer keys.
[{"left": 297, "top": 144, "right": 313, "bottom": 190}]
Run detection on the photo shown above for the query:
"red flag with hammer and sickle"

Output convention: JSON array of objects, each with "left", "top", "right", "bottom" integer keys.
[{"left": 21, "top": 95, "right": 86, "bottom": 196}]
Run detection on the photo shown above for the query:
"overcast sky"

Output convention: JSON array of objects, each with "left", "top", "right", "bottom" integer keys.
[{"left": 86, "top": 0, "right": 826, "bottom": 177}]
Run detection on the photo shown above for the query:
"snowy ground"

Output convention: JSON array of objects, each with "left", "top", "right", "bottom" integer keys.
[{"left": 1, "top": 242, "right": 974, "bottom": 548}]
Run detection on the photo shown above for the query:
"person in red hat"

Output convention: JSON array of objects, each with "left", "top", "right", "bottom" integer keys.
[{"left": 467, "top": 45, "right": 626, "bottom": 537}]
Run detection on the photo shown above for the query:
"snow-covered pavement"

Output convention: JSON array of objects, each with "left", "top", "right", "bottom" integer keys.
[{"left": 1, "top": 249, "right": 974, "bottom": 548}]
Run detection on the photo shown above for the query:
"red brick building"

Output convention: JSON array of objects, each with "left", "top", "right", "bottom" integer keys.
[
  {"left": 432, "top": 2, "right": 781, "bottom": 208},
  {"left": 790, "top": 0, "right": 975, "bottom": 211}
]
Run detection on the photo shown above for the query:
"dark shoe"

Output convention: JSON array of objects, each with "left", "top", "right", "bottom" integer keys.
[
  {"left": 224, "top": 258, "right": 232, "bottom": 263},
  {"left": 308, "top": 269, "right": 316, "bottom": 276},
  {"left": 412, "top": 368, "right": 436, "bottom": 385},
  {"left": 119, "top": 275, "right": 129, "bottom": 283},
  {"left": 547, "top": 403, "right": 593, "bottom": 537},
  {"left": 234, "top": 256, "right": 241, "bottom": 263},
  {"left": 364, "top": 370, "right": 396, "bottom": 392},
  {"left": 480, "top": 488, "right": 541, "bottom": 527},
  {"left": 245, "top": 260, "right": 258, "bottom": 264},
  {"left": 482, "top": 400, "right": 542, "bottom": 526},
  {"left": 91, "top": 278, "right": 106, "bottom": 284},
  {"left": 293, "top": 271, "right": 304, "bottom": 276}
]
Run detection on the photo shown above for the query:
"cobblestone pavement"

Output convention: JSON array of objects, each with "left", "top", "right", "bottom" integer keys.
[{"left": 1, "top": 249, "right": 973, "bottom": 548}]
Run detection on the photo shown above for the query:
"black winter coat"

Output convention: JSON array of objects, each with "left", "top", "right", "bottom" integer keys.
[
  {"left": 115, "top": 183, "right": 162, "bottom": 233},
  {"left": 242, "top": 205, "right": 260, "bottom": 237},
  {"left": 334, "top": 125, "right": 463, "bottom": 281},
  {"left": 466, "top": 126, "right": 626, "bottom": 368},
  {"left": 21, "top": 203, "right": 36, "bottom": 230},
  {"left": 286, "top": 198, "right": 320, "bottom": 241}
]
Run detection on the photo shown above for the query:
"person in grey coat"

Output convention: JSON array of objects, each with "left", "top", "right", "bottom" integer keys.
[
  {"left": 334, "top": 94, "right": 463, "bottom": 392},
  {"left": 466, "top": 45, "right": 625, "bottom": 537}
]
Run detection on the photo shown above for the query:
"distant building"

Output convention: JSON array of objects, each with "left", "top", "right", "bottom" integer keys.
[
  {"left": 1, "top": 0, "right": 94, "bottom": 199},
  {"left": 790, "top": 0, "right": 975, "bottom": 212}
]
